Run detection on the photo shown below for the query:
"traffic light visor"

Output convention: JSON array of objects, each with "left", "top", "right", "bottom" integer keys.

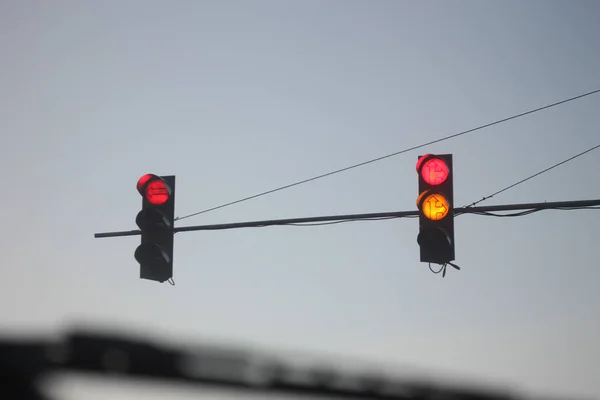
[{"left": 137, "top": 174, "right": 158, "bottom": 194}]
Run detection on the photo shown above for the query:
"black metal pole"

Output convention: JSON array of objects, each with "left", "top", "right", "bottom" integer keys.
[{"left": 94, "top": 198, "right": 600, "bottom": 238}]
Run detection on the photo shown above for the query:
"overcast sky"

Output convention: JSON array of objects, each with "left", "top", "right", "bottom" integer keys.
[{"left": 1, "top": 1, "right": 599, "bottom": 399}]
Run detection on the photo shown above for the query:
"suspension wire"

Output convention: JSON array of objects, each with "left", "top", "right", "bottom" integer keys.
[
  {"left": 459, "top": 143, "right": 600, "bottom": 212},
  {"left": 175, "top": 89, "right": 600, "bottom": 222}
]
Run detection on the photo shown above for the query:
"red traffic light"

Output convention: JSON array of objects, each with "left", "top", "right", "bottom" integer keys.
[
  {"left": 416, "top": 155, "right": 449, "bottom": 186},
  {"left": 137, "top": 174, "right": 171, "bottom": 205},
  {"left": 145, "top": 180, "right": 170, "bottom": 205}
]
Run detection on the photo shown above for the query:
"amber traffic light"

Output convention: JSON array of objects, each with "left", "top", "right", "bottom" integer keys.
[
  {"left": 416, "top": 154, "right": 455, "bottom": 264},
  {"left": 134, "top": 174, "right": 176, "bottom": 283}
]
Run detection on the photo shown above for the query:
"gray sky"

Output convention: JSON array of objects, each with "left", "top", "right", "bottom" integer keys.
[{"left": 1, "top": 0, "right": 599, "bottom": 399}]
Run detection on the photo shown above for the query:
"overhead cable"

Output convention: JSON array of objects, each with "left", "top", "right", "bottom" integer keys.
[
  {"left": 175, "top": 88, "right": 600, "bottom": 222},
  {"left": 460, "top": 142, "right": 600, "bottom": 211}
]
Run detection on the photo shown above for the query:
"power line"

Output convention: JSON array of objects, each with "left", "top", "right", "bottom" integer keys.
[
  {"left": 276, "top": 205, "right": 599, "bottom": 226},
  {"left": 95, "top": 199, "right": 600, "bottom": 238},
  {"left": 283, "top": 216, "right": 406, "bottom": 226},
  {"left": 175, "top": 205, "right": 598, "bottom": 228},
  {"left": 170, "top": 200, "right": 600, "bottom": 232},
  {"left": 468, "top": 206, "right": 600, "bottom": 218},
  {"left": 460, "top": 142, "right": 600, "bottom": 211},
  {"left": 175, "top": 88, "right": 600, "bottom": 222}
]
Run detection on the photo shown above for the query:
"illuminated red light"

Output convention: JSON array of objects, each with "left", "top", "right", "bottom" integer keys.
[
  {"left": 418, "top": 156, "right": 449, "bottom": 186},
  {"left": 145, "top": 180, "right": 170, "bottom": 205}
]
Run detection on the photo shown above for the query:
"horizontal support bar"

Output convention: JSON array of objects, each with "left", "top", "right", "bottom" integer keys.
[{"left": 94, "top": 198, "right": 600, "bottom": 238}]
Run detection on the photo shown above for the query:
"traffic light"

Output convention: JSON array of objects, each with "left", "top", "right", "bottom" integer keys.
[
  {"left": 134, "top": 174, "right": 176, "bottom": 283},
  {"left": 416, "top": 154, "right": 455, "bottom": 265}
]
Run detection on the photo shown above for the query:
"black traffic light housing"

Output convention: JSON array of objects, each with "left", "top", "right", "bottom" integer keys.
[
  {"left": 134, "top": 174, "right": 176, "bottom": 283},
  {"left": 416, "top": 154, "right": 455, "bottom": 265}
]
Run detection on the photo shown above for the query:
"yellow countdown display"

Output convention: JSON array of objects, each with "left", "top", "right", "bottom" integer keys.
[{"left": 418, "top": 192, "right": 450, "bottom": 221}]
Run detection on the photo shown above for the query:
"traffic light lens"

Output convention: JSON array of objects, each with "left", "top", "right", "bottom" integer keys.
[
  {"left": 145, "top": 180, "right": 170, "bottom": 205},
  {"left": 136, "top": 208, "right": 171, "bottom": 230},
  {"left": 417, "top": 226, "right": 453, "bottom": 263},
  {"left": 421, "top": 158, "right": 449, "bottom": 185},
  {"left": 135, "top": 243, "right": 170, "bottom": 266},
  {"left": 417, "top": 227, "right": 451, "bottom": 247},
  {"left": 420, "top": 193, "right": 450, "bottom": 221}
]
